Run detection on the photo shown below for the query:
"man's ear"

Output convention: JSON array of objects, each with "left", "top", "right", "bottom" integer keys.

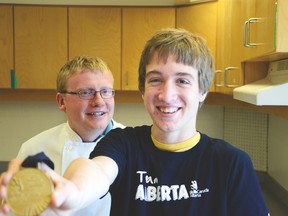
[
  {"left": 199, "top": 91, "right": 208, "bottom": 102},
  {"left": 140, "top": 90, "right": 145, "bottom": 100},
  {"left": 56, "top": 93, "right": 66, "bottom": 111}
]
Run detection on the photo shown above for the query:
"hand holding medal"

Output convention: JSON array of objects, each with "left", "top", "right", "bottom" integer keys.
[
  {"left": 5, "top": 153, "right": 54, "bottom": 216},
  {"left": 7, "top": 168, "right": 53, "bottom": 216}
]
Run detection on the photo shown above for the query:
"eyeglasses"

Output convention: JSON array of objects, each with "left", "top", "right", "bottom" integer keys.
[{"left": 60, "top": 88, "right": 115, "bottom": 100}]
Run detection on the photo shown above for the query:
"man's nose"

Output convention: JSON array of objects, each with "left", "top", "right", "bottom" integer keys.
[
  {"left": 90, "top": 91, "right": 104, "bottom": 104},
  {"left": 158, "top": 82, "right": 177, "bottom": 101}
]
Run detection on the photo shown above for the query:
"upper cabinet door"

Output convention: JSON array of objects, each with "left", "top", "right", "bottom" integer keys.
[
  {"left": 215, "top": 0, "right": 245, "bottom": 95},
  {"left": 0, "top": 5, "right": 13, "bottom": 89},
  {"left": 122, "top": 7, "right": 175, "bottom": 91},
  {"left": 275, "top": 0, "right": 288, "bottom": 53},
  {"left": 176, "top": 2, "right": 217, "bottom": 62},
  {"left": 242, "top": 0, "right": 276, "bottom": 59},
  {"left": 176, "top": 2, "right": 217, "bottom": 92},
  {"left": 253, "top": 0, "right": 276, "bottom": 56},
  {"left": 14, "top": 6, "right": 67, "bottom": 89},
  {"left": 69, "top": 7, "right": 121, "bottom": 90}
]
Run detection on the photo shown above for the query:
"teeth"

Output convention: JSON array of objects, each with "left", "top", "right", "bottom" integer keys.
[
  {"left": 159, "top": 107, "right": 178, "bottom": 114},
  {"left": 88, "top": 112, "right": 104, "bottom": 116}
]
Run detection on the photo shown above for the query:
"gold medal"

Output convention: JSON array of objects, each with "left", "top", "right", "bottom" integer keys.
[{"left": 6, "top": 168, "right": 53, "bottom": 216}]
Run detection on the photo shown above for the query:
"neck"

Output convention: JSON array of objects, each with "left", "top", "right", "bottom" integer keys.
[
  {"left": 83, "top": 120, "right": 113, "bottom": 142},
  {"left": 151, "top": 125, "right": 197, "bottom": 144},
  {"left": 81, "top": 131, "right": 103, "bottom": 143}
]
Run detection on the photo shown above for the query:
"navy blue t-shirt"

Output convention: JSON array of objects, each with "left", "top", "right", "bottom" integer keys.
[{"left": 90, "top": 126, "right": 269, "bottom": 216}]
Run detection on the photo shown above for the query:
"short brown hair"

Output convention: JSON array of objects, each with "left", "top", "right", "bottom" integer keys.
[{"left": 138, "top": 28, "right": 214, "bottom": 103}]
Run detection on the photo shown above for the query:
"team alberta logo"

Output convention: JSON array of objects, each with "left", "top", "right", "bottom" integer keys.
[
  {"left": 190, "top": 180, "right": 209, "bottom": 198},
  {"left": 135, "top": 171, "right": 209, "bottom": 202}
]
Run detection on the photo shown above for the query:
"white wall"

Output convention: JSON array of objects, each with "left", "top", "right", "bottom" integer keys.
[
  {"left": 0, "top": 101, "right": 66, "bottom": 159},
  {"left": 0, "top": 101, "right": 223, "bottom": 160}
]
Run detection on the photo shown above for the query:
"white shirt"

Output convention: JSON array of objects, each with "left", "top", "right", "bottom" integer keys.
[{"left": 17, "top": 120, "right": 125, "bottom": 216}]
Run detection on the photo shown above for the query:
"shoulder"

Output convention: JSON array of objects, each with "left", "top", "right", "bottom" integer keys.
[
  {"left": 108, "top": 125, "right": 151, "bottom": 138},
  {"left": 92, "top": 125, "right": 151, "bottom": 152},
  {"left": 200, "top": 133, "right": 252, "bottom": 166},
  {"left": 17, "top": 123, "right": 67, "bottom": 158},
  {"left": 24, "top": 123, "right": 65, "bottom": 141},
  {"left": 111, "top": 119, "right": 125, "bottom": 129}
]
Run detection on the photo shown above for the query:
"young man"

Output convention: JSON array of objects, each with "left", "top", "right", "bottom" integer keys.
[
  {"left": 0, "top": 29, "right": 269, "bottom": 216},
  {"left": 5, "top": 55, "right": 124, "bottom": 216}
]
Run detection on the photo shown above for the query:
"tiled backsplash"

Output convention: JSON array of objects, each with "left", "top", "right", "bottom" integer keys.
[{"left": 223, "top": 106, "right": 268, "bottom": 171}]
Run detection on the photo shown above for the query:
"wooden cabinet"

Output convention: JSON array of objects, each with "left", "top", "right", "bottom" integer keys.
[
  {"left": 176, "top": 2, "right": 217, "bottom": 92},
  {"left": 69, "top": 7, "right": 121, "bottom": 90},
  {"left": 215, "top": 0, "right": 287, "bottom": 95},
  {"left": 122, "top": 7, "right": 175, "bottom": 90},
  {"left": 243, "top": 0, "right": 277, "bottom": 59},
  {"left": 241, "top": 0, "right": 288, "bottom": 86},
  {"left": 14, "top": 6, "right": 67, "bottom": 89},
  {"left": 243, "top": 0, "right": 287, "bottom": 60},
  {"left": 274, "top": 0, "right": 288, "bottom": 53},
  {"left": 215, "top": 0, "right": 245, "bottom": 95},
  {"left": 0, "top": 5, "right": 13, "bottom": 88},
  {"left": 176, "top": 3, "right": 217, "bottom": 63}
]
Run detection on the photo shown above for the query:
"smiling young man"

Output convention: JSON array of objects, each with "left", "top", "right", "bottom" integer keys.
[{"left": 0, "top": 29, "right": 269, "bottom": 216}]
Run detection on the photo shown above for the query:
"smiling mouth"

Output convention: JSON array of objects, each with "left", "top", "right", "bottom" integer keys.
[
  {"left": 87, "top": 111, "right": 105, "bottom": 116},
  {"left": 158, "top": 107, "right": 180, "bottom": 114}
]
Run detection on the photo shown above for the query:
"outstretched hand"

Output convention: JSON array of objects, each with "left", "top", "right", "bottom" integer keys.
[
  {"left": 0, "top": 160, "right": 80, "bottom": 216},
  {"left": 0, "top": 159, "right": 23, "bottom": 215},
  {"left": 39, "top": 162, "right": 81, "bottom": 216}
]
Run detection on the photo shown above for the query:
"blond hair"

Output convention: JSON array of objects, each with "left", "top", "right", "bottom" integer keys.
[{"left": 57, "top": 55, "right": 113, "bottom": 92}]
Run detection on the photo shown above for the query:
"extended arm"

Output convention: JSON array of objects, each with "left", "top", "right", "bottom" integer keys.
[
  {"left": 0, "top": 156, "right": 118, "bottom": 216},
  {"left": 52, "top": 156, "right": 118, "bottom": 210}
]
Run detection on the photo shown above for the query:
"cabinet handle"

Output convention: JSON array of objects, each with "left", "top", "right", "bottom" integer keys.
[
  {"left": 214, "top": 70, "right": 224, "bottom": 87},
  {"left": 224, "top": 67, "right": 240, "bottom": 88},
  {"left": 243, "top": 17, "right": 263, "bottom": 47},
  {"left": 125, "top": 71, "right": 128, "bottom": 86}
]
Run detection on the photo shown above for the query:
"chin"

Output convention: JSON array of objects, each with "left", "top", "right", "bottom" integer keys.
[{"left": 156, "top": 122, "right": 177, "bottom": 132}]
